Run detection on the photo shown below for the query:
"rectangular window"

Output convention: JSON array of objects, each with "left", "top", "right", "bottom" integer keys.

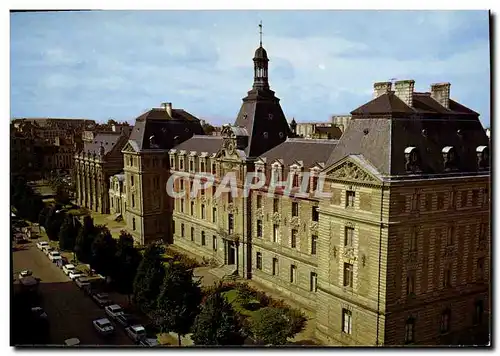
[
  {"left": 129, "top": 157, "right": 133, "bottom": 166},
  {"left": 474, "top": 300, "right": 484, "bottom": 325},
  {"left": 273, "top": 198, "right": 279, "bottom": 213},
  {"left": 180, "top": 159, "right": 184, "bottom": 170},
  {"left": 479, "top": 223, "right": 487, "bottom": 242},
  {"left": 180, "top": 179, "right": 184, "bottom": 191},
  {"left": 212, "top": 185, "right": 217, "bottom": 197},
  {"left": 343, "top": 263, "right": 353, "bottom": 288},
  {"left": 257, "top": 195, "right": 262, "bottom": 209},
  {"left": 170, "top": 157, "right": 175, "bottom": 168},
  {"left": 273, "top": 224, "right": 279, "bottom": 243},
  {"left": 272, "top": 258, "right": 279, "bottom": 276},
  {"left": 440, "top": 310, "right": 451, "bottom": 334},
  {"left": 180, "top": 198, "right": 184, "bottom": 213},
  {"left": 471, "top": 189, "right": 479, "bottom": 206},
  {"left": 190, "top": 201, "right": 195, "bottom": 216},
  {"left": 290, "top": 265, "right": 297, "bottom": 283},
  {"left": 212, "top": 207, "right": 217, "bottom": 223},
  {"left": 291, "top": 229, "right": 298, "bottom": 248},
  {"left": 312, "top": 206, "right": 319, "bottom": 222},
  {"left": 257, "top": 220, "right": 263, "bottom": 238},
  {"left": 346, "top": 190, "right": 355, "bottom": 208},
  {"left": 344, "top": 227, "right": 354, "bottom": 247},
  {"left": 291, "top": 202, "right": 299, "bottom": 217},
  {"left": 191, "top": 227, "right": 194, "bottom": 241},
  {"left": 311, "top": 235, "right": 318, "bottom": 255},
  {"left": 181, "top": 223, "right": 185, "bottom": 237},
  {"left": 200, "top": 161, "right": 205, "bottom": 173},
  {"left": 212, "top": 163, "right": 217, "bottom": 175},
  {"left": 228, "top": 214, "right": 234, "bottom": 234},
  {"left": 405, "top": 319, "right": 415, "bottom": 344},
  {"left": 131, "top": 175, "right": 134, "bottom": 186},
  {"left": 212, "top": 235, "right": 217, "bottom": 251},
  {"left": 443, "top": 266, "right": 452, "bottom": 288},
  {"left": 132, "top": 194, "right": 135, "bottom": 208},
  {"left": 437, "top": 193, "right": 445, "bottom": 210},
  {"left": 256, "top": 252, "right": 262, "bottom": 270},
  {"left": 201, "top": 204, "right": 205, "bottom": 219},
  {"left": 228, "top": 192, "right": 233, "bottom": 204},
  {"left": 189, "top": 160, "right": 194, "bottom": 172},
  {"left": 407, "top": 270, "right": 416, "bottom": 295},
  {"left": 342, "top": 309, "right": 352, "bottom": 334},
  {"left": 201, "top": 231, "right": 206, "bottom": 246},
  {"left": 310, "top": 272, "right": 318, "bottom": 292},
  {"left": 477, "top": 257, "right": 485, "bottom": 281},
  {"left": 410, "top": 229, "right": 417, "bottom": 251},
  {"left": 461, "top": 190, "right": 468, "bottom": 207},
  {"left": 293, "top": 173, "right": 299, "bottom": 188},
  {"left": 311, "top": 176, "right": 318, "bottom": 192},
  {"left": 446, "top": 226, "right": 454, "bottom": 246}
]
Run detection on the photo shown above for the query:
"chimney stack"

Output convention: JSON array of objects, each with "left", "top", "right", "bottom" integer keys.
[
  {"left": 430, "top": 83, "right": 451, "bottom": 109},
  {"left": 394, "top": 80, "right": 415, "bottom": 107},
  {"left": 373, "top": 81, "right": 392, "bottom": 99},
  {"left": 162, "top": 102, "right": 173, "bottom": 117}
]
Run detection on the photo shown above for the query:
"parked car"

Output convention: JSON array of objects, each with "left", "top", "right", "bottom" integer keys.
[
  {"left": 115, "top": 313, "right": 139, "bottom": 328},
  {"left": 92, "top": 318, "right": 114, "bottom": 336},
  {"left": 139, "top": 338, "right": 159, "bottom": 347},
  {"left": 64, "top": 338, "right": 80, "bottom": 346},
  {"left": 31, "top": 306, "right": 48, "bottom": 319},
  {"left": 92, "top": 293, "right": 111, "bottom": 307},
  {"left": 75, "top": 277, "right": 91, "bottom": 289},
  {"left": 125, "top": 325, "right": 146, "bottom": 342},
  {"left": 104, "top": 304, "right": 124, "bottom": 319},
  {"left": 18, "top": 270, "right": 33, "bottom": 279},
  {"left": 48, "top": 251, "right": 62, "bottom": 263},
  {"left": 43, "top": 246, "right": 54, "bottom": 255},
  {"left": 62, "top": 264, "right": 76, "bottom": 276},
  {"left": 36, "top": 241, "right": 49, "bottom": 250},
  {"left": 69, "top": 271, "right": 84, "bottom": 280}
]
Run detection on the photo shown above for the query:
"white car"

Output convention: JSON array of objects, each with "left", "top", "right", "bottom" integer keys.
[
  {"left": 75, "top": 277, "right": 91, "bottom": 289},
  {"left": 48, "top": 251, "right": 62, "bottom": 262},
  {"left": 126, "top": 325, "right": 146, "bottom": 342},
  {"left": 104, "top": 304, "right": 124, "bottom": 319},
  {"left": 93, "top": 318, "right": 114, "bottom": 335},
  {"left": 36, "top": 241, "right": 49, "bottom": 250},
  {"left": 43, "top": 246, "right": 54, "bottom": 256},
  {"left": 69, "top": 271, "right": 84, "bottom": 280},
  {"left": 18, "top": 270, "right": 33, "bottom": 279},
  {"left": 62, "top": 264, "right": 75, "bottom": 275}
]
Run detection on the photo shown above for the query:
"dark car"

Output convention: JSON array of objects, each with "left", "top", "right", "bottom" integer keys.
[
  {"left": 115, "top": 313, "right": 140, "bottom": 328},
  {"left": 91, "top": 292, "right": 111, "bottom": 307}
]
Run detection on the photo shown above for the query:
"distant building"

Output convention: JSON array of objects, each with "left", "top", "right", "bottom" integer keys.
[
  {"left": 331, "top": 114, "right": 351, "bottom": 132},
  {"left": 295, "top": 121, "right": 342, "bottom": 139}
]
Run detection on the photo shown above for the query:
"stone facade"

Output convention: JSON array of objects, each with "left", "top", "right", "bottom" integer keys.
[{"left": 109, "top": 173, "right": 127, "bottom": 217}]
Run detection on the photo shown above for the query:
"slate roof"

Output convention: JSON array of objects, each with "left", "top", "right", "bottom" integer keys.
[
  {"left": 173, "top": 135, "right": 223, "bottom": 155},
  {"left": 314, "top": 125, "right": 343, "bottom": 139},
  {"left": 260, "top": 138, "right": 339, "bottom": 171},
  {"left": 328, "top": 96, "right": 489, "bottom": 177},
  {"left": 129, "top": 108, "right": 204, "bottom": 151},
  {"left": 83, "top": 132, "right": 126, "bottom": 156}
]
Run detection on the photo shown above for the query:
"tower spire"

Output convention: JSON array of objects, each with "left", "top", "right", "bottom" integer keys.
[{"left": 259, "top": 21, "right": 263, "bottom": 47}]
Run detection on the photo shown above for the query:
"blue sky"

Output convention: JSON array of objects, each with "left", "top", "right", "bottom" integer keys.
[{"left": 10, "top": 10, "right": 491, "bottom": 127}]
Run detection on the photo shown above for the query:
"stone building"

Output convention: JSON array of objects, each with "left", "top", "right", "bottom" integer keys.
[
  {"left": 108, "top": 173, "right": 127, "bottom": 217},
  {"left": 295, "top": 121, "right": 342, "bottom": 139},
  {"left": 121, "top": 102, "right": 204, "bottom": 245},
  {"left": 166, "top": 41, "right": 490, "bottom": 346},
  {"left": 331, "top": 114, "right": 352, "bottom": 132},
  {"left": 74, "top": 131, "right": 129, "bottom": 213}
]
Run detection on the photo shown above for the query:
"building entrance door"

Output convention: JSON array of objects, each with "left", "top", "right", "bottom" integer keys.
[{"left": 227, "top": 241, "right": 236, "bottom": 265}]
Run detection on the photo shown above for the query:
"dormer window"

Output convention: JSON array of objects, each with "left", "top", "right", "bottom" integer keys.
[
  {"left": 200, "top": 160, "right": 205, "bottom": 173},
  {"left": 180, "top": 158, "right": 184, "bottom": 170},
  {"left": 189, "top": 160, "right": 194, "bottom": 172},
  {"left": 476, "top": 146, "right": 489, "bottom": 170},
  {"left": 292, "top": 172, "right": 300, "bottom": 188},
  {"left": 442, "top": 146, "right": 457, "bottom": 171},
  {"left": 404, "top": 147, "right": 421, "bottom": 173}
]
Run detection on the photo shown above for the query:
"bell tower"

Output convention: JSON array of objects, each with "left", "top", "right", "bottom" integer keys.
[{"left": 253, "top": 21, "right": 269, "bottom": 90}]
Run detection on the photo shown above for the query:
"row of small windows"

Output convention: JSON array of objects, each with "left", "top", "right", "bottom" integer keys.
[
  {"left": 170, "top": 156, "right": 217, "bottom": 174},
  {"left": 177, "top": 199, "right": 217, "bottom": 223},
  {"left": 176, "top": 223, "right": 218, "bottom": 251},
  {"left": 255, "top": 253, "right": 318, "bottom": 292}
]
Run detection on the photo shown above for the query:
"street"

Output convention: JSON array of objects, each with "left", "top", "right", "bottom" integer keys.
[{"left": 12, "top": 240, "right": 135, "bottom": 346}]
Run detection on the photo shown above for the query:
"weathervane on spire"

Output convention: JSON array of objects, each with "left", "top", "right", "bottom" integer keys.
[{"left": 259, "top": 21, "right": 263, "bottom": 47}]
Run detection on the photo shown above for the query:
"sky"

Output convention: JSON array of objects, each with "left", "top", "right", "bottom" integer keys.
[{"left": 10, "top": 10, "right": 491, "bottom": 127}]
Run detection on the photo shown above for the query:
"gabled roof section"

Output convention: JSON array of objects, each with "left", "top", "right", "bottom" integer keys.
[
  {"left": 324, "top": 154, "right": 383, "bottom": 183},
  {"left": 83, "top": 132, "right": 125, "bottom": 156},
  {"left": 173, "top": 135, "right": 223, "bottom": 155},
  {"left": 350, "top": 92, "right": 414, "bottom": 116}
]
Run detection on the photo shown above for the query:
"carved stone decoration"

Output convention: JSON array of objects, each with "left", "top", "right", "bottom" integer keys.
[
  {"left": 443, "top": 246, "right": 455, "bottom": 258},
  {"left": 255, "top": 208, "right": 264, "bottom": 219},
  {"left": 406, "top": 251, "right": 418, "bottom": 266},
  {"left": 272, "top": 212, "right": 281, "bottom": 224},
  {"left": 343, "top": 247, "right": 357, "bottom": 263},
  {"left": 227, "top": 203, "right": 237, "bottom": 214},
  {"left": 328, "top": 161, "right": 376, "bottom": 182},
  {"left": 200, "top": 196, "right": 206, "bottom": 204},
  {"left": 290, "top": 216, "right": 300, "bottom": 228},
  {"left": 361, "top": 254, "right": 366, "bottom": 267},
  {"left": 333, "top": 246, "right": 338, "bottom": 259},
  {"left": 310, "top": 221, "right": 319, "bottom": 233}
]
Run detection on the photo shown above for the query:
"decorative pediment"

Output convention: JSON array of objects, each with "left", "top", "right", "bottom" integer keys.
[
  {"left": 343, "top": 247, "right": 357, "bottom": 264},
  {"left": 122, "top": 141, "right": 138, "bottom": 153},
  {"left": 325, "top": 159, "right": 379, "bottom": 183}
]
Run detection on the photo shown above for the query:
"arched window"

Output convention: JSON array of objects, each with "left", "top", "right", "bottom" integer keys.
[
  {"left": 442, "top": 146, "right": 458, "bottom": 171},
  {"left": 476, "top": 146, "right": 489, "bottom": 170},
  {"left": 404, "top": 147, "right": 421, "bottom": 172}
]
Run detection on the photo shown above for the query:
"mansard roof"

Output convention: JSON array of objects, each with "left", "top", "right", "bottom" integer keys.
[
  {"left": 83, "top": 132, "right": 126, "bottom": 156},
  {"left": 129, "top": 107, "right": 204, "bottom": 151},
  {"left": 172, "top": 135, "right": 223, "bottom": 155},
  {"left": 259, "top": 138, "right": 339, "bottom": 171}
]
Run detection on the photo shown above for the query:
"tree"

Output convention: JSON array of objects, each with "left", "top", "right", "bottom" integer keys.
[
  {"left": 249, "top": 307, "right": 306, "bottom": 345},
  {"left": 45, "top": 206, "right": 65, "bottom": 241},
  {"left": 58, "top": 214, "right": 78, "bottom": 251},
  {"left": 90, "top": 226, "right": 117, "bottom": 277},
  {"left": 191, "top": 290, "right": 245, "bottom": 346},
  {"left": 38, "top": 207, "right": 49, "bottom": 228},
  {"left": 132, "top": 243, "right": 166, "bottom": 313},
  {"left": 202, "top": 122, "right": 215, "bottom": 136},
  {"left": 74, "top": 215, "right": 95, "bottom": 263},
  {"left": 112, "top": 231, "right": 142, "bottom": 301},
  {"left": 156, "top": 262, "right": 203, "bottom": 346}
]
